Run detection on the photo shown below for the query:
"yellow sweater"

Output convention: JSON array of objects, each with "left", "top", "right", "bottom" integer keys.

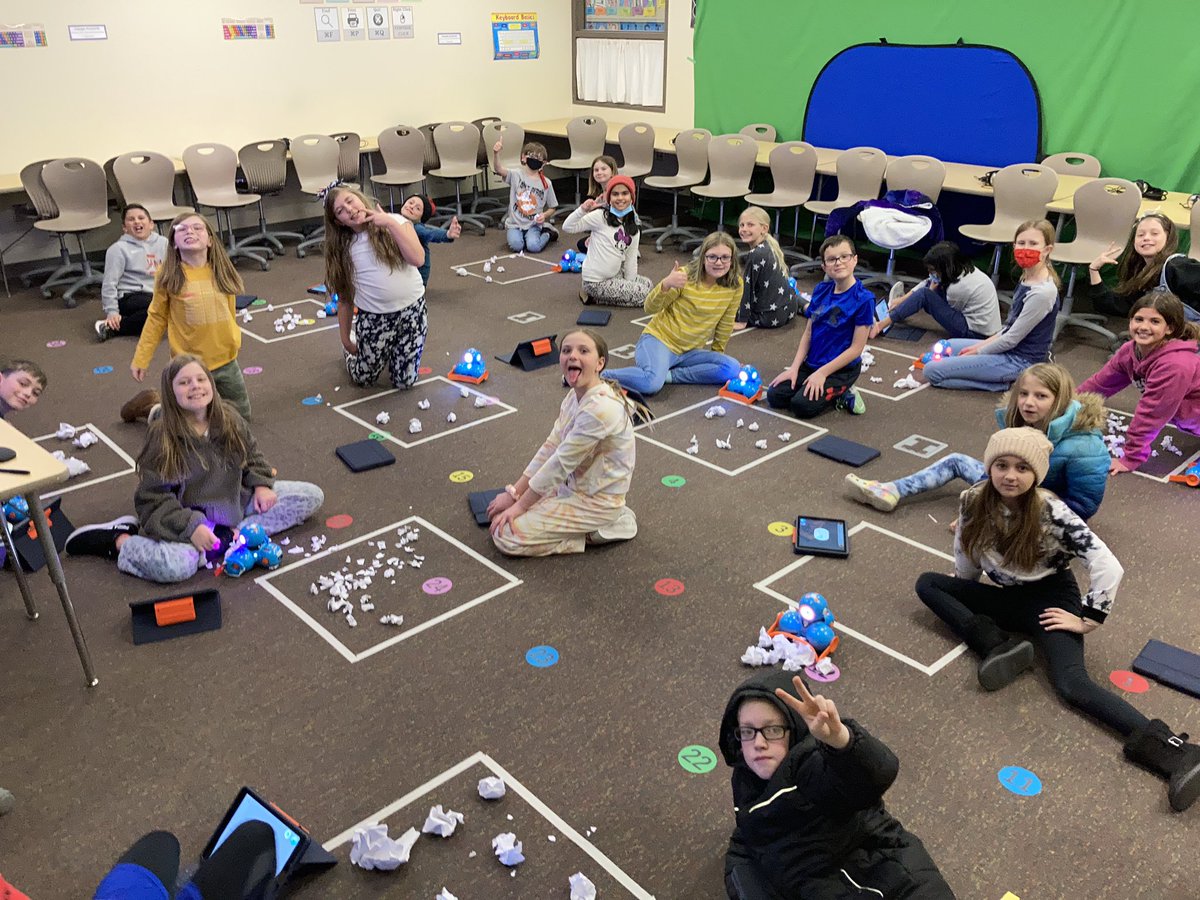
[
  {"left": 132, "top": 264, "right": 240, "bottom": 372},
  {"left": 643, "top": 278, "right": 741, "bottom": 355}
]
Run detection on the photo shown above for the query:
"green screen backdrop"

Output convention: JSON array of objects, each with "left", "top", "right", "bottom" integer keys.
[{"left": 693, "top": 1, "right": 1200, "bottom": 194}]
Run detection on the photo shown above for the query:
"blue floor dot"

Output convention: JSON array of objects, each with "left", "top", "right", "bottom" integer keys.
[
  {"left": 998, "top": 765, "right": 1042, "bottom": 796},
  {"left": 93, "top": 365, "right": 113, "bottom": 375},
  {"left": 525, "top": 645, "right": 559, "bottom": 668},
  {"left": 301, "top": 396, "right": 322, "bottom": 406}
]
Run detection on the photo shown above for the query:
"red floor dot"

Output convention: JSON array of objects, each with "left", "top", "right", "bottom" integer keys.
[{"left": 325, "top": 514, "right": 354, "bottom": 529}]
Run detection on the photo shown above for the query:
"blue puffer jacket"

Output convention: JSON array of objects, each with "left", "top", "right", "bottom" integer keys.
[{"left": 994, "top": 394, "right": 1109, "bottom": 520}]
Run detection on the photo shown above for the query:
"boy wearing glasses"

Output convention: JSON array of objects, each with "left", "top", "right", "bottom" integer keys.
[
  {"left": 492, "top": 139, "right": 559, "bottom": 253},
  {"left": 768, "top": 235, "right": 874, "bottom": 418},
  {"left": 720, "top": 671, "right": 952, "bottom": 899}
]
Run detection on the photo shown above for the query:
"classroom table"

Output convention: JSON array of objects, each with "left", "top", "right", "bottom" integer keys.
[{"left": 0, "top": 418, "right": 98, "bottom": 688}]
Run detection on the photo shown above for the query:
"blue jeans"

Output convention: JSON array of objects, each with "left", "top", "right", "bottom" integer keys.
[
  {"left": 891, "top": 285, "right": 985, "bottom": 339},
  {"left": 922, "top": 338, "right": 1031, "bottom": 392},
  {"left": 893, "top": 453, "right": 985, "bottom": 499},
  {"left": 507, "top": 224, "right": 550, "bottom": 253},
  {"left": 606, "top": 333, "right": 741, "bottom": 396}
]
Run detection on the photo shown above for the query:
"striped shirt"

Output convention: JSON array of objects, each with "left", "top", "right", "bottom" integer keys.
[{"left": 643, "top": 278, "right": 742, "bottom": 354}]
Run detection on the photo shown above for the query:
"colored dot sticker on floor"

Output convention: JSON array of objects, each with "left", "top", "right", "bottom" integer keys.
[
  {"left": 421, "top": 577, "right": 453, "bottom": 595},
  {"left": 46, "top": 340, "right": 66, "bottom": 348},
  {"left": 250, "top": 298, "right": 267, "bottom": 307},
  {"left": 767, "top": 521, "right": 795, "bottom": 537},
  {"left": 325, "top": 514, "right": 354, "bottom": 529},
  {"left": 418, "top": 366, "right": 433, "bottom": 375},
  {"left": 654, "top": 577, "right": 685, "bottom": 596},
  {"left": 804, "top": 661, "right": 840, "bottom": 683},
  {"left": 997, "top": 765, "right": 1042, "bottom": 797},
  {"left": 525, "top": 645, "right": 559, "bottom": 668},
  {"left": 677, "top": 745, "right": 717, "bottom": 774},
  {"left": 661, "top": 475, "right": 686, "bottom": 488},
  {"left": 368, "top": 432, "right": 389, "bottom": 441},
  {"left": 301, "top": 396, "right": 322, "bottom": 406},
  {"left": 300, "top": 318, "right": 316, "bottom": 325},
  {"left": 92, "top": 365, "right": 113, "bottom": 375},
  {"left": 242, "top": 366, "right": 263, "bottom": 376},
  {"left": 1109, "top": 670, "right": 1149, "bottom": 693},
  {"left": 449, "top": 470, "right": 474, "bottom": 483}
]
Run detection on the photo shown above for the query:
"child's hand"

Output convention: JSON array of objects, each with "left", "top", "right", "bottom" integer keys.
[
  {"left": 1109, "top": 457, "right": 1133, "bottom": 475},
  {"left": 770, "top": 365, "right": 799, "bottom": 389},
  {"left": 492, "top": 140, "right": 503, "bottom": 154},
  {"left": 801, "top": 369, "right": 827, "bottom": 401},
  {"left": 580, "top": 198, "right": 599, "bottom": 213},
  {"left": 775, "top": 675, "right": 851, "bottom": 750},
  {"left": 130, "top": 364, "right": 147, "bottom": 382},
  {"left": 662, "top": 262, "right": 687, "bottom": 291},
  {"left": 1090, "top": 242, "right": 1122, "bottom": 271},
  {"left": 448, "top": 217, "right": 462, "bottom": 239},
  {"left": 341, "top": 334, "right": 358, "bottom": 357},
  {"left": 105, "top": 313, "right": 122, "bottom": 330},
  {"left": 190, "top": 523, "right": 219, "bottom": 553},
  {"left": 1039, "top": 607, "right": 1099, "bottom": 634},
  {"left": 489, "top": 503, "right": 523, "bottom": 538},
  {"left": 869, "top": 319, "right": 889, "bottom": 339},
  {"left": 956, "top": 343, "right": 979, "bottom": 357},
  {"left": 534, "top": 212, "right": 547, "bottom": 225},
  {"left": 486, "top": 491, "right": 515, "bottom": 519},
  {"left": 253, "top": 485, "right": 278, "bottom": 514}
]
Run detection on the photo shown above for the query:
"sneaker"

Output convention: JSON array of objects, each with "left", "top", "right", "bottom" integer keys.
[
  {"left": 93, "top": 320, "right": 110, "bottom": 342},
  {"left": 976, "top": 637, "right": 1035, "bottom": 691},
  {"left": 543, "top": 223, "right": 559, "bottom": 244},
  {"left": 844, "top": 474, "right": 898, "bottom": 512},
  {"left": 888, "top": 280, "right": 906, "bottom": 304},
  {"left": 120, "top": 389, "right": 160, "bottom": 423},
  {"left": 65, "top": 515, "right": 138, "bottom": 560},
  {"left": 147, "top": 403, "right": 163, "bottom": 424},
  {"left": 587, "top": 507, "right": 638, "bottom": 545},
  {"left": 579, "top": 287, "right": 593, "bottom": 305},
  {"left": 836, "top": 389, "right": 866, "bottom": 415}
]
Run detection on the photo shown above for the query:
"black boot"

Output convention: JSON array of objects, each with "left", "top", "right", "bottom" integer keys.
[
  {"left": 962, "top": 615, "right": 1034, "bottom": 692},
  {"left": 1123, "top": 719, "right": 1200, "bottom": 812}
]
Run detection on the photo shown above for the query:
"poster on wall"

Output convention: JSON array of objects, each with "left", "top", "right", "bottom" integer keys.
[
  {"left": 391, "top": 6, "right": 413, "bottom": 38},
  {"left": 0, "top": 23, "right": 47, "bottom": 47},
  {"left": 491, "top": 12, "right": 538, "bottom": 60},
  {"left": 222, "top": 18, "right": 275, "bottom": 40},
  {"left": 314, "top": 6, "right": 340, "bottom": 41}
]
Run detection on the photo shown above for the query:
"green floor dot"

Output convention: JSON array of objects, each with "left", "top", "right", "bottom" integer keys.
[
  {"left": 661, "top": 475, "right": 686, "bottom": 488},
  {"left": 677, "top": 744, "right": 717, "bottom": 774},
  {"left": 369, "top": 432, "right": 389, "bottom": 441}
]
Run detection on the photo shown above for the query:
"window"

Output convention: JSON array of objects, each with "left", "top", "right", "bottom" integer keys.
[{"left": 573, "top": 1, "right": 668, "bottom": 111}]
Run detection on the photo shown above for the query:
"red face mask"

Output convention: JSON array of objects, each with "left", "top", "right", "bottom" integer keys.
[{"left": 1013, "top": 248, "right": 1043, "bottom": 268}]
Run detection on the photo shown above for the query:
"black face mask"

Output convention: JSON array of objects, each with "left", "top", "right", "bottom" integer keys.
[{"left": 525, "top": 158, "right": 544, "bottom": 171}]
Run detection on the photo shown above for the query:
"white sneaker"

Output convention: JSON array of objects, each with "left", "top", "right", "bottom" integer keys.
[
  {"left": 888, "top": 281, "right": 906, "bottom": 303},
  {"left": 94, "top": 320, "right": 110, "bottom": 342},
  {"left": 587, "top": 507, "right": 638, "bottom": 545}
]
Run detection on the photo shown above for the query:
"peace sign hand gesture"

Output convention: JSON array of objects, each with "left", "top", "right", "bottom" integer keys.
[{"left": 775, "top": 675, "right": 851, "bottom": 750}]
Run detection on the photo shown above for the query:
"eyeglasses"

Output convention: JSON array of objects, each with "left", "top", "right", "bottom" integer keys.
[
  {"left": 704, "top": 254, "right": 733, "bottom": 264},
  {"left": 734, "top": 724, "right": 790, "bottom": 743},
  {"left": 174, "top": 223, "right": 207, "bottom": 234},
  {"left": 823, "top": 253, "right": 856, "bottom": 265}
]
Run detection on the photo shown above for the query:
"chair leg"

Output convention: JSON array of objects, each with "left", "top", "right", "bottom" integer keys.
[
  {"left": 251, "top": 200, "right": 303, "bottom": 253},
  {"left": 296, "top": 226, "right": 325, "bottom": 258},
  {"left": 642, "top": 191, "right": 706, "bottom": 252},
  {"left": 428, "top": 181, "right": 488, "bottom": 233},
  {"left": 218, "top": 209, "right": 273, "bottom": 271},
  {"left": 30, "top": 235, "right": 83, "bottom": 294},
  {"left": 61, "top": 233, "right": 104, "bottom": 308},
  {"left": 988, "top": 243, "right": 1002, "bottom": 285}
]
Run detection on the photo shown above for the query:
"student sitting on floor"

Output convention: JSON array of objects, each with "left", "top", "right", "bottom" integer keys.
[
  {"left": 95, "top": 204, "right": 169, "bottom": 342},
  {"left": 767, "top": 234, "right": 872, "bottom": 418},
  {"left": 562, "top": 175, "right": 652, "bottom": 307},
  {"left": 66, "top": 355, "right": 323, "bottom": 583},
  {"left": 1088, "top": 212, "right": 1200, "bottom": 322},
  {"left": 871, "top": 240, "right": 1001, "bottom": 340},
  {"left": 0, "top": 358, "right": 46, "bottom": 420},
  {"left": 575, "top": 154, "right": 619, "bottom": 253},
  {"left": 721, "top": 671, "right": 954, "bottom": 899},
  {"left": 1078, "top": 289, "right": 1200, "bottom": 474},
  {"left": 734, "top": 206, "right": 798, "bottom": 330},
  {"left": 606, "top": 233, "right": 743, "bottom": 397},
  {"left": 491, "top": 139, "right": 559, "bottom": 253},
  {"left": 915, "top": 427, "right": 1200, "bottom": 813},
  {"left": 398, "top": 193, "right": 460, "bottom": 288},
  {"left": 488, "top": 329, "right": 644, "bottom": 557}
]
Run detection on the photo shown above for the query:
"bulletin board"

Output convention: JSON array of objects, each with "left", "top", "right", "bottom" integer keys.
[{"left": 585, "top": 0, "right": 666, "bottom": 33}]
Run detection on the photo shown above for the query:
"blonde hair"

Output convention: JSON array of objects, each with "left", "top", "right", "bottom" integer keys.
[
  {"left": 1000, "top": 363, "right": 1075, "bottom": 430},
  {"left": 959, "top": 479, "right": 1047, "bottom": 573},
  {"left": 738, "top": 206, "right": 786, "bottom": 270},
  {"left": 587, "top": 155, "right": 620, "bottom": 197},
  {"left": 683, "top": 232, "right": 742, "bottom": 289},
  {"left": 1013, "top": 219, "right": 1061, "bottom": 291},
  {"left": 322, "top": 186, "right": 408, "bottom": 305},
  {"left": 158, "top": 213, "right": 244, "bottom": 300}
]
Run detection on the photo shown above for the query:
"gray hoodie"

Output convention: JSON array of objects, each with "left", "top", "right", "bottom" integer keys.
[{"left": 101, "top": 232, "right": 168, "bottom": 315}]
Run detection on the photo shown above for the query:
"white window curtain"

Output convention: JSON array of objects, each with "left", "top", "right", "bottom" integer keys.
[{"left": 576, "top": 38, "right": 664, "bottom": 107}]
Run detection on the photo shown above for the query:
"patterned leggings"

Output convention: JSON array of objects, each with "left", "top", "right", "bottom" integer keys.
[
  {"left": 116, "top": 480, "right": 325, "bottom": 583},
  {"left": 892, "top": 453, "right": 985, "bottom": 499},
  {"left": 345, "top": 299, "right": 428, "bottom": 389},
  {"left": 583, "top": 275, "right": 653, "bottom": 308}
]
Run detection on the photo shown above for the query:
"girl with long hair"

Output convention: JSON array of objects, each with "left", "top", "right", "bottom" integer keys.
[
  {"left": 1088, "top": 212, "right": 1200, "bottom": 321},
  {"left": 562, "top": 175, "right": 651, "bottom": 307},
  {"left": 735, "top": 206, "right": 798, "bottom": 330},
  {"left": 872, "top": 240, "right": 1001, "bottom": 340}
]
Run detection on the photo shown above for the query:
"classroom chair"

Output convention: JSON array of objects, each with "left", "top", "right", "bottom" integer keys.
[
  {"left": 617, "top": 122, "right": 656, "bottom": 182},
  {"left": 418, "top": 123, "right": 442, "bottom": 179},
  {"left": 865, "top": 154, "right": 947, "bottom": 282},
  {"left": 182, "top": 142, "right": 272, "bottom": 271},
  {"left": 959, "top": 163, "right": 1058, "bottom": 285},
  {"left": 480, "top": 121, "right": 524, "bottom": 224},
  {"left": 19, "top": 159, "right": 88, "bottom": 297},
  {"left": 641, "top": 128, "right": 712, "bottom": 252},
  {"left": 1049, "top": 177, "right": 1140, "bottom": 345},
  {"left": 428, "top": 121, "right": 490, "bottom": 234},
  {"left": 684, "top": 133, "right": 758, "bottom": 246},
  {"left": 470, "top": 116, "right": 507, "bottom": 218},
  {"left": 238, "top": 140, "right": 305, "bottom": 255},
  {"left": 803, "top": 146, "right": 886, "bottom": 254},
  {"left": 1042, "top": 151, "right": 1102, "bottom": 178},
  {"left": 371, "top": 125, "right": 426, "bottom": 212},
  {"left": 290, "top": 133, "right": 345, "bottom": 258},
  {"left": 548, "top": 115, "right": 608, "bottom": 219},
  {"left": 330, "top": 132, "right": 364, "bottom": 186},
  {"left": 102, "top": 158, "right": 126, "bottom": 210},
  {"left": 112, "top": 151, "right": 194, "bottom": 224},
  {"left": 740, "top": 123, "right": 777, "bottom": 143},
  {"left": 744, "top": 141, "right": 818, "bottom": 264},
  {"left": 32, "top": 158, "right": 111, "bottom": 307}
]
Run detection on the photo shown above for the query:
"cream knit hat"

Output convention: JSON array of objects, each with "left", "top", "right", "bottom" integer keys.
[{"left": 983, "top": 427, "right": 1052, "bottom": 484}]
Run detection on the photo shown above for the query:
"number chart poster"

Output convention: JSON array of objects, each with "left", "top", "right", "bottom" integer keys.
[{"left": 491, "top": 12, "right": 538, "bottom": 60}]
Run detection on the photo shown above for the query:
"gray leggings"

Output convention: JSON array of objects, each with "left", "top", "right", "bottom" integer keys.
[
  {"left": 893, "top": 453, "right": 985, "bottom": 499},
  {"left": 583, "top": 275, "right": 653, "bottom": 308},
  {"left": 117, "top": 480, "right": 324, "bottom": 583}
]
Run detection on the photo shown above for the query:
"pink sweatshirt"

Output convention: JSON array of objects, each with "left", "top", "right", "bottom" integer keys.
[{"left": 1079, "top": 338, "right": 1200, "bottom": 468}]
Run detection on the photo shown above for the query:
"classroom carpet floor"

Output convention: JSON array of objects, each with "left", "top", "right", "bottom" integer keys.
[{"left": 1, "top": 222, "right": 1198, "bottom": 899}]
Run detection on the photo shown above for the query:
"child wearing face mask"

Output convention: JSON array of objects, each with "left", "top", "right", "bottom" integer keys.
[
  {"left": 562, "top": 175, "right": 651, "bottom": 307},
  {"left": 917, "top": 219, "right": 1060, "bottom": 392},
  {"left": 492, "top": 139, "right": 559, "bottom": 253},
  {"left": 720, "top": 671, "right": 953, "bottom": 899},
  {"left": 576, "top": 155, "right": 619, "bottom": 253}
]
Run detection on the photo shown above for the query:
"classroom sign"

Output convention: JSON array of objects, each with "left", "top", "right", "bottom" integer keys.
[{"left": 491, "top": 12, "right": 538, "bottom": 60}]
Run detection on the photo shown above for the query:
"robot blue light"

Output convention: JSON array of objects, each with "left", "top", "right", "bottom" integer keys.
[
  {"left": 558, "top": 249, "right": 586, "bottom": 274},
  {"left": 448, "top": 347, "right": 489, "bottom": 384},
  {"left": 222, "top": 523, "right": 283, "bottom": 578},
  {"left": 916, "top": 339, "right": 955, "bottom": 370},
  {"left": 719, "top": 364, "right": 764, "bottom": 404}
]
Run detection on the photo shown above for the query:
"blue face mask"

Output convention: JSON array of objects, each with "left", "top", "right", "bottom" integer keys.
[{"left": 610, "top": 205, "right": 633, "bottom": 218}]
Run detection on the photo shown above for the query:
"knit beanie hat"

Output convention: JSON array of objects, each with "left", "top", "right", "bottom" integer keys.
[
  {"left": 983, "top": 427, "right": 1052, "bottom": 484},
  {"left": 604, "top": 175, "right": 637, "bottom": 205}
]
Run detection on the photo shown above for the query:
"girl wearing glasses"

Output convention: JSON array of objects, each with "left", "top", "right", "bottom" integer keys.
[
  {"left": 606, "top": 232, "right": 743, "bottom": 396},
  {"left": 128, "top": 213, "right": 252, "bottom": 420},
  {"left": 562, "top": 175, "right": 651, "bottom": 307},
  {"left": 1088, "top": 213, "right": 1200, "bottom": 322},
  {"left": 720, "top": 671, "right": 953, "bottom": 899}
]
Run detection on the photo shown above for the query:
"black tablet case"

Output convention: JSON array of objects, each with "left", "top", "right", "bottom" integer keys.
[
  {"left": 807, "top": 435, "right": 880, "bottom": 467},
  {"left": 577, "top": 309, "right": 611, "bottom": 326},
  {"left": 497, "top": 335, "right": 559, "bottom": 370},
  {"left": 130, "top": 589, "right": 222, "bottom": 645},
  {"left": 235, "top": 294, "right": 257, "bottom": 310},
  {"left": 1132, "top": 639, "right": 1200, "bottom": 699},
  {"left": 467, "top": 488, "right": 506, "bottom": 526},
  {"left": 335, "top": 439, "right": 396, "bottom": 472}
]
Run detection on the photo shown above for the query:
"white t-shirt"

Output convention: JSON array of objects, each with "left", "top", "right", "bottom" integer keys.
[{"left": 349, "top": 214, "right": 424, "bottom": 313}]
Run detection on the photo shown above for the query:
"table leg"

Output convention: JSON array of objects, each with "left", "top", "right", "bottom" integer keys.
[
  {"left": 23, "top": 491, "right": 98, "bottom": 687},
  {"left": 1, "top": 517, "right": 38, "bottom": 619}
]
